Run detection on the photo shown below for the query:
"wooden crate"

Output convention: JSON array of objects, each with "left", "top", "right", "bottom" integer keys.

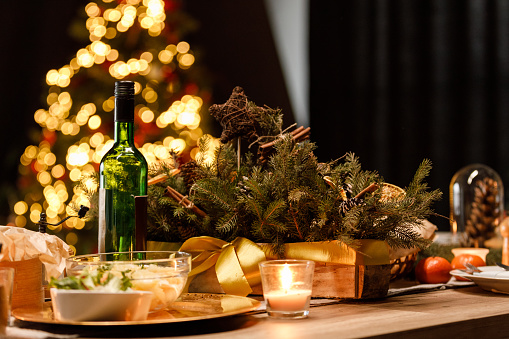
[
  {"left": 190, "top": 262, "right": 390, "bottom": 299},
  {"left": 311, "top": 262, "right": 390, "bottom": 299},
  {"left": 0, "top": 257, "right": 43, "bottom": 309}
]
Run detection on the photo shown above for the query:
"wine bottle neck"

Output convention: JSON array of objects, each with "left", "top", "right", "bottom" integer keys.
[
  {"left": 114, "top": 121, "right": 135, "bottom": 143},
  {"left": 114, "top": 94, "right": 135, "bottom": 143},
  {"left": 114, "top": 97, "right": 134, "bottom": 122}
]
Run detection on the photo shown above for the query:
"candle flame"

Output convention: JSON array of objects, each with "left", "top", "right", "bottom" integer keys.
[
  {"left": 281, "top": 264, "right": 292, "bottom": 291},
  {"left": 451, "top": 220, "right": 457, "bottom": 234}
]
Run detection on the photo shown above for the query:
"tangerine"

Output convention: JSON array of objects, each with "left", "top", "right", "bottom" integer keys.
[
  {"left": 415, "top": 257, "right": 452, "bottom": 284},
  {"left": 451, "top": 254, "right": 486, "bottom": 270},
  {"left": 451, "top": 254, "right": 486, "bottom": 281}
]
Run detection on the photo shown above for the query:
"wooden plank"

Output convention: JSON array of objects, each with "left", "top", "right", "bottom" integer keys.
[
  {"left": 189, "top": 286, "right": 509, "bottom": 338},
  {"left": 210, "top": 287, "right": 509, "bottom": 339},
  {"left": 14, "top": 286, "right": 509, "bottom": 338},
  {"left": 312, "top": 263, "right": 357, "bottom": 298},
  {"left": 311, "top": 263, "right": 390, "bottom": 299}
]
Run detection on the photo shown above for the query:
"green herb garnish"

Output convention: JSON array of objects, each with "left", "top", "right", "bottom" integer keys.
[{"left": 49, "top": 266, "right": 132, "bottom": 291}]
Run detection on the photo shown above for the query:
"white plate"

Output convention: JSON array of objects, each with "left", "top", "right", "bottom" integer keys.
[{"left": 450, "top": 266, "right": 509, "bottom": 294}]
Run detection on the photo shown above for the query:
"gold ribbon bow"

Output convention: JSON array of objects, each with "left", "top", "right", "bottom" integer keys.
[{"left": 179, "top": 236, "right": 266, "bottom": 297}]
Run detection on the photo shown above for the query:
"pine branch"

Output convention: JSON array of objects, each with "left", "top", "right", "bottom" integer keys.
[
  {"left": 215, "top": 212, "right": 238, "bottom": 235},
  {"left": 145, "top": 100, "right": 442, "bottom": 253},
  {"left": 252, "top": 199, "right": 286, "bottom": 241},
  {"left": 288, "top": 203, "right": 304, "bottom": 240}
]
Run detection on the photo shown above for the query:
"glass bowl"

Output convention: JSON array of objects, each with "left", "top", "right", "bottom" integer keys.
[{"left": 65, "top": 251, "right": 191, "bottom": 311}]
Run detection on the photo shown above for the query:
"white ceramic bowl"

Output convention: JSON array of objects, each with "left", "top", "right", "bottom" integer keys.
[
  {"left": 50, "top": 288, "right": 153, "bottom": 322},
  {"left": 65, "top": 251, "right": 192, "bottom": 311}
]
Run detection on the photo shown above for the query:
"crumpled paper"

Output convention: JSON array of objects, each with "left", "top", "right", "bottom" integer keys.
[{"left": 0, "top": 226, "right": 73, "bottom": 280}]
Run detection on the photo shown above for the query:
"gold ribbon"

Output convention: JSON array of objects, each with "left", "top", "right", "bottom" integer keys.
[
  {"left": 179, "top": 236, "right": 266, "bottom": 297},
  {"left": 261, "top": 239, "right": 390, "bottom": 266}
]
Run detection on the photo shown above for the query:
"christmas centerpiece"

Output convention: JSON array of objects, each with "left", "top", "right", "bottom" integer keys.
[{"left": 139, "top": 87, "right": 442, "bottom": 299}]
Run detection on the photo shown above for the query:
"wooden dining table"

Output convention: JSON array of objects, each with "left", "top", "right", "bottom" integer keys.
[{"left": 10, "top": 282, "right": 509, "bottom": 339}]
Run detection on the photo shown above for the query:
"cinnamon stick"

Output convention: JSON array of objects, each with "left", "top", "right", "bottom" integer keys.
[
  {"left": 292, "top": 127, "right": 311, "bottom": 143},
  {"left": 148, "top": 169, "right": 181, "bottom": 186},
  {"left": 260, "top": 126, "right": 310, "bottom": 149},
  {"left": 165, "top": 186, "right": 207, "bottom": 218},
  {"left": 290, "top": 125, "right": 305, "bottom": 135},
  {"left": 148, "top": 174, "right": 168, "bottom": 186}
]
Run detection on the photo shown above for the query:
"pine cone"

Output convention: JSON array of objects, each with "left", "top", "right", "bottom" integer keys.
[
  {"left": 257, "top": 146, "right": 273, "bottom": 165},
  {"left": 464, "top": 177, "right": 501, "bottom": 247},
  {"left": 176, "top": 218, "right": 201, "bottom": 241},
  {"left": 180, "top": 160, "right": 202, "bottom": 190},
  {"left": 339, "top": 197, "right": 364, "bottom": 215},
  {"left": 342, "top": 183, "right": 353, "bottom": 197},
  {"left": 237, "top": 176, "right": 251, "bottom": 195}
]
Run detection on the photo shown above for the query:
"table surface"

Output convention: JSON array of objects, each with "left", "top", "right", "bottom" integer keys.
[{"left": 13, "top": 285, "right": 509, "bottom": 339}]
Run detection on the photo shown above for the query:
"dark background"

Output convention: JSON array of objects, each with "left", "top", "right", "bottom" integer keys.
[
  {"left": 1, "top": 0, "right": 508, "bottom": 233},
  {"left": 0, "top": 1, "right": 85, "bottom": 225},
  {"left": 309, "top": 1, "right": 509, "bottom": 229}
]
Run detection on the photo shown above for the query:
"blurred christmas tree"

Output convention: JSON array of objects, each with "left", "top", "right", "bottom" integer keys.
[{"left": 12, "top": 0, "right": 213, "bottom": 254}]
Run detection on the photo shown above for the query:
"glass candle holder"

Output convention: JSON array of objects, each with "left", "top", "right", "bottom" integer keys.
[
  {"left": 0, "top": 267, "right": 14, "bottom": 335},
  {"left": 259, "top": 259, "right": 315, "bottom": 319}
]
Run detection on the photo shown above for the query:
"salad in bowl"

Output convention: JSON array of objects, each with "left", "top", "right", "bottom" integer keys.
[{"left": 50, "top": 251, "right": 192, "bottom": 321}]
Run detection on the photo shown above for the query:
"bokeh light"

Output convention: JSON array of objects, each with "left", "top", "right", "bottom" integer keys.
[
  {"left": 16, "top": 0, "right": 211, "bottom": 254},
  {"left": 13, "top": 201, "right": 28, "bottom": 215}
]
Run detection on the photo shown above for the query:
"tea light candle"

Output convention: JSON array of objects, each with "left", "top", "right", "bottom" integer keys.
[
  {"left": 264, "top": 289, "right": 311, "bottom": 312},
  {"left": 259, "top": 260, "right": 315, "bottom": 319},
  {"left": 264, "top": 264, "right": 311, "bottom": 312}
]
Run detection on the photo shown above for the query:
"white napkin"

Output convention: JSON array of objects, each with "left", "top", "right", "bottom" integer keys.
[
  {"left": 4, "top": 326, "right": 77, "bottom": 339},
  {"left": 387, "top": 277, "right": 474, "bottom": 297}
]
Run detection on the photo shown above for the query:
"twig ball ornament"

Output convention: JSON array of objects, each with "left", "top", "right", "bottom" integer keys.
[{"left": 209, "top": 86, "right": 259, "bottom": 143}]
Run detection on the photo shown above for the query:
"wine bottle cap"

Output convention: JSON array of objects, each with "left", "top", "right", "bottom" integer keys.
[
  {"left": 114, "top": 81, "right": 135, "bottom": 122},
  {"left": 115, "top": 81, "right": 135, "bottom": 98}
]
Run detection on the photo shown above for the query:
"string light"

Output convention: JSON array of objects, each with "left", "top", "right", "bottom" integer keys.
[{"left": 15, "top": 0, "right": 212, "bottom": 255}]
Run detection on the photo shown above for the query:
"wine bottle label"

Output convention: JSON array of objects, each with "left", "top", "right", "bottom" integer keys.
[{"left": 135, "top": 195, "right": 148, "bottom": 251}]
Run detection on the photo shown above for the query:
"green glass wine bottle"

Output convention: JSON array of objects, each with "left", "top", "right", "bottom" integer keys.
[{"left": 98, "top": 81, "right": 148, "bottom": 254}]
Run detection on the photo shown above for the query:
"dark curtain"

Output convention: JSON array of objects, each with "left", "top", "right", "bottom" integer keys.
[
  {"left": 310, "top": 0, "right": 509, "bottom": 230},
  {"left": 185, "top": 0, "right": 295, "bottom": 131}
]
